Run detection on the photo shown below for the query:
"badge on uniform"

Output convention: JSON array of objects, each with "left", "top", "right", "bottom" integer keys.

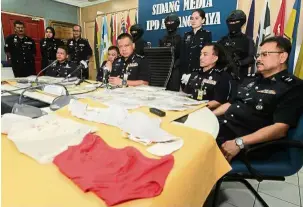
[
  {"left": 128, "top": 63, "right": 138, "bottom": 67},
  {"left": 257, "top": 89, "right": 276, "bottom": 94},
  {"left": 197, "top": 89, "right": 203, "bottom": 100},
  {"left": 202, "top": 79, "right": 217, "bottom": 85},
  {"left": 79, "top": 44, "right": 85, "bottom": 46},
  {"left": 14, "top": 38, "right": 17, "bottom": 43},
  {"left": 256, "top": 104, "right": 263, "bottom": 110},
  {"left": 69, "top": 41, "right": 73, "bottom": 46}
]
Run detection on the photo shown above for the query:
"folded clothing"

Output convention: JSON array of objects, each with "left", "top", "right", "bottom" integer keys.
[{"left": 53, "top": 133, "right": 174, "bottom": 206}]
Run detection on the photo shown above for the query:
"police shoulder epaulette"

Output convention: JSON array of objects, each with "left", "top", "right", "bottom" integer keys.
[
  {"left": 204, "top": 29, "right": 211, "bottom": 33},
  {"left": 281, "top": 75, "right": 296, "bottom": 84}
]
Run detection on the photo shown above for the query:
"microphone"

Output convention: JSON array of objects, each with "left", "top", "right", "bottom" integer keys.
[
  {"left": 63, "top": 60, "right": 88, "bottom": 80},
  {"left": 102, "top": 66, "right": 109, "bottom": 84},
  {"left": 34, "top": 60, "right": 58, "bottom": 85}
]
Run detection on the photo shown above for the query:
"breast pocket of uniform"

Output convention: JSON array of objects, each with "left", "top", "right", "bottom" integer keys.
[
  {"left": 202, "top": 79, "right": 217, "bottom": 95},
  {"left": 254, "top": 89, "right": 277, "bottom": 112}
]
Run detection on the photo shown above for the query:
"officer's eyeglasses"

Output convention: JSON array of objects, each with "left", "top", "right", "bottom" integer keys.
[{"left": 255, "top": 51, "right": 284, "bottom": 58}]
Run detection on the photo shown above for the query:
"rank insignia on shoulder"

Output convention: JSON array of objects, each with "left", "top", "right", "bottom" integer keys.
[
  {"left": 135, "top": 54, "right": 144, "bottom": 58},
  {"left": 281, "top": 75, "right": 295, "bottom": 83}
]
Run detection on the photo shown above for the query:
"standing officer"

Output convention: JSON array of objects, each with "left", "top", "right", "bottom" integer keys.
[
  {"left": 185, "top": 43, "right": 232, "bottom": 110},
  {"left": 45, "top": 45, "right": 79, "bottom": 78},
  {"left": 180, "top": 9, "right": 212, "bottom": 85},
  {"left": 40, "top": 26, "right": 64, "bottom": 71},
  {"left": 130, "top": 24, "right": 147, "bottom": 56},
  {"left": 159, "top": 13, "right": 182, "bottom": 91},
  {"left": 108, "top": 33, "right": 150, "bottom": 87},
  {"left": 213, "top": 36, "right": 303, "bottom": 162},
  {"left": 67, "top": 25, "right": 92, "bottom": 79},
  {"left": 218, "top": 10, "right": 255, "bottom": 82},
  {"left": 4, "top": 20, "right": 36, "bottom": 77}
]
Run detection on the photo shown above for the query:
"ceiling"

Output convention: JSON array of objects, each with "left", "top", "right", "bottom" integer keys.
[{"left": 53, "top": 0, "right": 110, "bottom": 7}]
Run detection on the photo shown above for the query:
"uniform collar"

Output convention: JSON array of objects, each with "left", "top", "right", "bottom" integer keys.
[
  {"left": 199, "top": 66, "right": 215, "bottom": 74},
  {"left": 190, "top": 27, "right": 204, "bottom": 35},
  {"left": 262, "top": 69, "right": 288, "bottom": 82},
  {"left": 58, "top": 60, "right": 68, "bottom": 65},
  {"left": 123, "top": 53, "right": 135, "bottom": 63}
]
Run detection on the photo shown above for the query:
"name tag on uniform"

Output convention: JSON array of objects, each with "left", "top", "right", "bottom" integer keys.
[
  {"left": 79, "top": 44, "right": 85, "bottom": 46},
  {"left": 202, "top": 79, "right": 217, "bottom": 85},
  {"left": 128, "top": 63, "right": 138, "bottom": 67},
  {"left": 25, "top": 42, "right": 32, "bottom": 45},
  {"left": 257, "top": 89, "right": 276, "bottom": 94}
]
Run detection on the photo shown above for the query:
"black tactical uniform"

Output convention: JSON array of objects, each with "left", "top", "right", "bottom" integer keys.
[
  {"left": 180, "top": 28, "right": 212, "bottom": 75},
  {"left": 4, "top": 34, "right": 36, "bottom": 77},
  {"left": 67, "top": 38, "right": 92, "bottom": 79},
  {"left": 218, "top": 10, "right": 255, "bottom": 81},
  {"left": 40, "top": 27, "right": 64, "bottom": 71},
  {"left": 110, "top": 53, "right": 150, "bottom": 82},
  {"left": 45, "top": 60, "right": 79, "bottom": 78},
  {"left": 159, "top": 14, "right": 182, "bottom": 91},
  {"left": 130, "top": 24, "right": 147, "bottom": 56},
  {"left": 185, "top": 67, "right": 232, "bottom": 102},
  {"left": 217, "top": 70, "right": 303, "bottom": 147}
]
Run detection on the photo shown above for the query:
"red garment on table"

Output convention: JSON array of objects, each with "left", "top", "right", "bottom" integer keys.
[{"left": 53, "top": 133, "right": 174, "bottom": 206}]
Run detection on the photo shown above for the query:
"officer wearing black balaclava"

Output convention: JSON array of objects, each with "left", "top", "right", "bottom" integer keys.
[
  {"left": 130, "top": 24, "right": 147, "bottom": 56},
  {"left": 159, "top": 14, "right": 182, "bottom": 91},
  {"left": 218, "top": 10, "right": 255, "bottom": 82},
  {"left": 40, "top": 27, "right": 64, "bottom": 72}
]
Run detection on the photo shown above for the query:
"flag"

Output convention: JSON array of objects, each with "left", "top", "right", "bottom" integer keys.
[
  {"left": 112, "top": 14, "right": 117, "bottom": 45},
  {"left": 126, "top": 12, "right": 131, "bottom": 33},
  {"left": 100, "top": 16, "right": 111, "bottom": 63},
  {"left": 284, "top": 0, "right": 301, "bottom": 73},
  {"left": 245, "top": 0, "right": 255, "bottom": 38},
  {"left": 256, "top": 0, "right": 271, "bottom": 48},
  {"left": 94, "top": 18, "right": 101, "bottom": 69},
  {"left": 273, "top": 0, "right": 286, "bottom": 36},
  {"left": 120, "top": 16, "right": 127, "bottom": 34},
  {"left": 110, "top": 15, "right": 113, "bottom": 45},
  {"left": 294, "top": 44, "right": 303, "bottom": 78}
]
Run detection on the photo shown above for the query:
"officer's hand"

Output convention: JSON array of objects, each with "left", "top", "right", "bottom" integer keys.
[
  {"left": 109, "top": 77, "right": 122, "bottom": 86},
  {"left": 221, "top": 140, "right": 241, "bottom": 162},
  {"left": 105, "top": 61, "right": 112, "bottom": 71}
]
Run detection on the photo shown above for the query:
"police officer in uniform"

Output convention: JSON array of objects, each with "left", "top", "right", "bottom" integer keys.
[
  {"left": 130, "top": 24, "right": 147, "bottom": 56},
  {"left": 159, "top": 14, "right": 182, "bottom": 91},
  {"left": 40, "top": 26, "right": 64, "bottom": 71},
  {"left": 4, "top": 20, "right": 36, "bottom": 77},
  {"left": 213, "top": 37, "right": 303, "bottom": 162},
  {"left": 218, "top": 10, "right": 255, "bottom": 82},
  {"left": 185, "top": 43, "right": 232, "bottom": 110},
  {"left": 45, "top": 45, "right": 78, "bottom": 78},
  {"left": 108, "top": 33, "right": 150, "bottom": 87},
  {"left": 180, "top": 9, "right": 212, "bottom": 84},
  {"left": 67, "top": 25, "right": 92, "bottom": 79}
]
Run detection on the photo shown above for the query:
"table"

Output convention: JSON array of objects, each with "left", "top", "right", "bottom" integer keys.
[{"left": 2, "top": 97, "right": 231, "bottom": 207}]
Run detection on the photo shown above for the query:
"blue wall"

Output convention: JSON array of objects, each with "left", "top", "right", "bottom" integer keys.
[
  {"left": 1, "top": 0, "right": 78, "bottom": 61},
  {"left": 138, "top": 0, "right": 237, "bottom": 46}
]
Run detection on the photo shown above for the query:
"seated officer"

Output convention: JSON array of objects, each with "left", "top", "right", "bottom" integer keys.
[
  {"left": 108, "top": 33, "right": 150, "bottom": 86},
  {"left": 184, "top": 43, "right": 232, "bottom": 110},
  {"left": 45, "top": 45, "right": 79, "bottom": 78},
  {"left": 213, "top": 36, "right": 303, "bottom": 162}
]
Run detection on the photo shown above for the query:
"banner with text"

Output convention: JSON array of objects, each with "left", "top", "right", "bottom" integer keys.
[{"left": 138, "top": 0, "right": 238, "bottom": 46}]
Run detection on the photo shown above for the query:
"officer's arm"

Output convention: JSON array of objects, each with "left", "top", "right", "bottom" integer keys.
[
  {"left": 239, "top": 38, "right": 255, "bottom": 67},
  {"left": 132, "top": 57, "right": 150, "bottom": 86},
  {"left": 127, "top": 80, "right": 149, "bottom": 86},
  {"left": 242, "top": 123, "right": 289, "bottom": 146},
  {"left": 213, "top": 103, "right": 231, "bottom": 116},
  {"left": 207, "top": 101, "right": 222, "bottom": 110},
  {"left": 32, "top": 39, "right": 36, "bottom": 56},
  {"left": 4, "top": 36, "right": 11, "bottom": 60},
  {"left": 86, "top": 40, "right": 93, "bottom": 60}
]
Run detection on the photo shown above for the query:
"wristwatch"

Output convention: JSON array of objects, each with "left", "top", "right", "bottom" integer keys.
[{"left": 235, "top": 137, "right": 244, "bottom": 149}]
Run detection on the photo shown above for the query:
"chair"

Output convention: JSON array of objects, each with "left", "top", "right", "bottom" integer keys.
[
  {"left": 144, "top": 47, "right": 174, "bottom": 88},
  {"left": 212, "top": 115, "right": 303, "bottom": 207}
]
